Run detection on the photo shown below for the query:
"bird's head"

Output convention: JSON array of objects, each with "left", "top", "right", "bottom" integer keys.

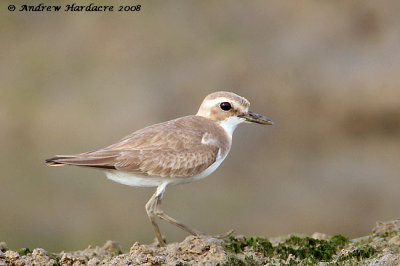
[{"left": 196, "top": 91, "right": 273, "bottom": 136}]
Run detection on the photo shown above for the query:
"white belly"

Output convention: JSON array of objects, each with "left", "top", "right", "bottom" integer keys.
[
  {"left": 105, "top": 171, "right": 168, "bottom": 187},
  {"left": 104, "top": 149, "right": 228, "bottom": 187}
]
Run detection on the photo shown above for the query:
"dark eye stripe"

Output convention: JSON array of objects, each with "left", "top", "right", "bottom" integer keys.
[{"left": 220, "top": 102, "right": 232, "bottom": 111}]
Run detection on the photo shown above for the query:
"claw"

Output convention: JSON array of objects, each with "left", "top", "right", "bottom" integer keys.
[
  {"left": 195, "top": 229, "right": 234, "bottom": 239},
  {"left": 212, "top": 229, "right": 235, "bottom": 239}
]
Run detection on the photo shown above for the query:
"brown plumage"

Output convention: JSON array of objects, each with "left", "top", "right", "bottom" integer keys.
[{"left": 46, "top": 115, "right": 230, "bottom": 177}]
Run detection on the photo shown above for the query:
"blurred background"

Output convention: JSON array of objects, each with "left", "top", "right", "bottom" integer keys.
[{"left": 1, "top": 0, "right": 400, "bottom": 252}]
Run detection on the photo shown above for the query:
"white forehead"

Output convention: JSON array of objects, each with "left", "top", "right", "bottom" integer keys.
[{"left": 201, "top": 96, "right": 249, "bottom": 113}]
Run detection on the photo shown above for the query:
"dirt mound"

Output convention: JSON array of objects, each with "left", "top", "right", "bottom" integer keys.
[{"left": 1, "top": 220, "right": 399, "bottom": 265}]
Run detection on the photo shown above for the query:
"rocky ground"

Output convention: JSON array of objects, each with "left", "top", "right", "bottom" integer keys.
[{"left": 1, "top": 220, "right": 399, "bottom": 265}]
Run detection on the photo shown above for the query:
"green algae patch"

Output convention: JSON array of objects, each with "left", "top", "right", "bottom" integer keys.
[
  {"left": 276, "top": 237, "right": 334, "bottom": 262},
  {"left": 48, "top": 253, "right": 62, "bottom": 265},
  {"left": 224, "top": 234, "right": 350, "bottom": 264},
  {"left": 223, "top": 233, "right": 381, "bottom": 264},
  {"left": 224, "top": 236, "right": 273, "bottom": 255},
  {"left": 175, "top": 262, "right": 189, "bottom": 266},
  {"left": 17, "top": 247, "right": 33, "bottom": 256},
  {"left": 220, "top": 221, "right": 400, "bottom": 265},
  {"left": 337, "top": 244, "right": 375, "bottom": 262}
]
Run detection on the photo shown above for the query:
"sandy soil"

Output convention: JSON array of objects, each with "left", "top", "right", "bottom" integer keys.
[{"left": 1, "top": 220, "right": 399, "bottom": 265}]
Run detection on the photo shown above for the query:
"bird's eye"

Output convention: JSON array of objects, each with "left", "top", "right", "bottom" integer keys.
[{"left": 220, "top": 102, "right": 232, "bottom": 111}]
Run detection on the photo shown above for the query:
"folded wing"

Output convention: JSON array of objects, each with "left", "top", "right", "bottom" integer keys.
[{"left": 45, "top": 116, "right": 226, "bottom": 177}]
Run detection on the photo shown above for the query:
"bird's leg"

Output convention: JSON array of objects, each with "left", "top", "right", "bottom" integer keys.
[
  {"left": 146, "top": 183, "right": 234, "bottom": 246},
  {"left": 145, "top": 185, "right": 167, "bottom": 246},
  {"left": 154, "top": 201, "right": 200, "bottom": 236},
  {"left": 155, "top": 202, "right": 234, "bottom": 239},
  {"left": 152, "top": 187, "right": 234, "bottom": 239}
]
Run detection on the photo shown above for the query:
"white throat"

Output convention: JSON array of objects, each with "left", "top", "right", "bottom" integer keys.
[{"left": 217, "top": 116, "right": 244, "bottom": 139}]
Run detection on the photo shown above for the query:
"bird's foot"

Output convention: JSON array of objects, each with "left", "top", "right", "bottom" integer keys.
[
  {"left": 152, "top": 235, "right": 167, "bottom": 247},
  {"left": 194, "top": 229, "right": 234, "bottom": 239}
]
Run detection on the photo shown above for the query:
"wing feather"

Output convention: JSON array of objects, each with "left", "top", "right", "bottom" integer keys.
[
  {"left": 113, "top": 146, "right": 219, "bottom": 177},
  {"left": 45, "top": 116, "right": 230, "bottom": 177}
]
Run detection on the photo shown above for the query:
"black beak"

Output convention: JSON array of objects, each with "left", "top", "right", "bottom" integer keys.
[{"left": 238, "top": 111, "right": 274, "bottom": 125}]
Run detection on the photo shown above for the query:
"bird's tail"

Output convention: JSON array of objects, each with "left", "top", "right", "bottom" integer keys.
[
  {"left": 45, "top": 155, "right": 76, "bottom": 166},
  {"left": 45, "top": 152, "right": 118, "bottom": 170}
]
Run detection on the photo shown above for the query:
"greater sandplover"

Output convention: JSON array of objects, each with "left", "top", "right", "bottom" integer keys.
[{"left": 46, "top": 91, "right": 273, "bottom": 246}]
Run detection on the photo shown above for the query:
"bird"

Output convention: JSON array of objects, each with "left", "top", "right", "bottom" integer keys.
[{"left": 45, "top": 91, "right": 273, "bottom": 246}]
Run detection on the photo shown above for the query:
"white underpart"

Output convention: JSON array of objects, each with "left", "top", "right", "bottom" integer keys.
[
  {"left": 104, "top": 148, "right": 226, "bottom": 187},
  {"left": 217, "top": 116, "right": 246, "bottom": 139},
  {"left": 105, "top": 171, "right": 166, "bottom": 187},
  {"left": 185, "top": 148, "right": 225, "bottom": 182}
]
